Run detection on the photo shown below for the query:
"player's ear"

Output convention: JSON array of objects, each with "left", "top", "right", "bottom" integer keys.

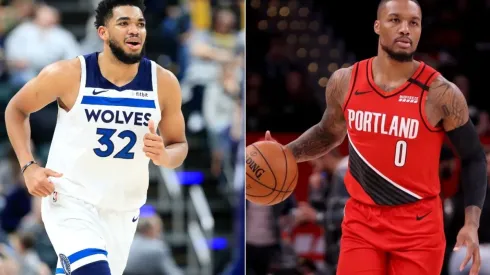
[
  {"left": 374, "top": 20, "right": 380, "bottom": 35},
  {"left": 97, "top": 26, "right": 109, "bottom": 41}
]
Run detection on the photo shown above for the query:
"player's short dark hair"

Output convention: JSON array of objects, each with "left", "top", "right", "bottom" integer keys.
[
  {"left": 377, "top": 0, "right": 421, "bottom": 18},
  {"left": 94, "top": 0, "right": 146, "bottom": 29}
]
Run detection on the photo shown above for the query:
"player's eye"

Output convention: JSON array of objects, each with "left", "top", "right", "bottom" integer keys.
[
  {"left": 390, "top": 18, "right": 400, "bottom": 23},
  {"left": 138, "top": 23, "right": 146, "bottom": 27},
  {"left": 411, "top": 21, "right": 419, "bottom": 26},
  {"left": 119, "top": 22, "right": 128, "bottom": 26}
]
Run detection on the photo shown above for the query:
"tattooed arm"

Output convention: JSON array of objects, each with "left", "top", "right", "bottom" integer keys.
[
  {"left": 428, "top": 75, "right": 486, "bottom": 273},
  {"left": 428, "top": 75, "right": 469, "bottom": 131},
  {"left": 429, "top": 75, "right": 486, "bottom": 219},
  {"left": 285, "top": 67, "right": 352, "bottom": 163}
]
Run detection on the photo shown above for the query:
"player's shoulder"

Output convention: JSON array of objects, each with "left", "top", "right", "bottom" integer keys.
[
  {"left": 152, "top": 61, "right": 179, "bottom": 87},
  {"left": 328, "top": 66, "right": 354, "bottom": 90},
  {"left": 38, "top": 57, "right": 81, "bottom": 82},
  {"left": 428, "top": 74, "right": 462, "bottom": 98},
  {"left": 331, "top": 66, "right": 354, "bottom": 80},
  {"left": 426, "top": 74, "right": 466, "bottom": 110}
]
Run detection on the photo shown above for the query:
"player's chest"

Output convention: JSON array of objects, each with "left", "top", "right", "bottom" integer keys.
[
  {"left": 344, "top": 91, "right": 423, "bottom": 140},
  {"left": 73, "top": 88, "right": 160, "bottom": 127}
]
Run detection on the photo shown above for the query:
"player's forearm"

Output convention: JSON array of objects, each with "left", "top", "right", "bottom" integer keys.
[
  {"left": 446, "top": 120, "right": 487, "bottom": 226},
  {"left": 163, "top": 142, "right": 188, "bottom": 169},
  {"left": 286, "top": 123, "right": 344, "bottom": 163},
  {"left": 460, "top": 155, "right": 487, "bottom": 227},
  {"left": 5, "top": 104, "right": 35, "bottom": 167}
]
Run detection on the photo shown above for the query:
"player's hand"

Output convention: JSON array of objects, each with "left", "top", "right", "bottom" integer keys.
[
  {"left": 23, "top": 164, "right": 61, "bottom": 197},
  {"left": 454, "top": 224, "right": 481, "bottom": 275},
  {"left": 143, "top": 120, "right": 170, "bottom": 166}
]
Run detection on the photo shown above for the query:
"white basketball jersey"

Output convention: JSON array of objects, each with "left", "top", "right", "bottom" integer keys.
[{"left": 45, "top": 53, "right": 161, "bottom": 211}]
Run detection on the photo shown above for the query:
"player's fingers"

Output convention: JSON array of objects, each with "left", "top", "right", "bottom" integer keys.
[
  {"left": 43, "top": 180, "right": 55, "bottom": 194},
  {"left": 28, "top": 187, "right": 42, "bottom": 197},
  {"left": 148, "top": 120, "right": 157, "bottom": 134},
  {"left": 460, "top": 246, "right": 473, "bottom": 271},
  {"left": 469, "top": 247, "right": 481, "bottom": 275},
  {"left": 143, "top": 139, "right": 163, "bottom": 149},
  {"left": 44, "top": 169, "right": 63, "bottom": 177},
  {"left": 454, "top": 238, "right": 464, "bottom": 251},
  {"left": 31, "top": 183, "right": 49, "bottom": 197},
  {"left": 39, "top": 180, "right": 54, "bottom": 196},
  {"left": 39, "top": 186, "right": 52, "bottom": 197},
  {"left": 143, "top": 146, "right": 160, "bottom": 155},
  {"left": 145, "top": 151, "right": 158, "bottom": 159},
  {"left": 144, "top": 133, "right": 161, "bottom": 141},
  {"left": 265, "top": 130, "right": 272, "bottom": 141}
]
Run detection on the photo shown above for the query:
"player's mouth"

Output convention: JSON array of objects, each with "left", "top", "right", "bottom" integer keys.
[
  {"left": 125, "top": 40, "right": 142, "bottom": 50},
  {"left": 395, "top": 37, "right": 412, "bottom": 49}
]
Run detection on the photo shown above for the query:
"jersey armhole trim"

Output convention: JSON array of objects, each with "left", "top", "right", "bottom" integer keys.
[
  {"left": 419, "top": 71, "right": 444, "bottom": 132},
  {"left": 342, "top": 62, "right": 359, "bottom": 112},
  {"left": 59, "top": 56, "right": 86, "bottom": 115},
  {"left": 150, "top": 61, "right": 161, "bottom": 115}
]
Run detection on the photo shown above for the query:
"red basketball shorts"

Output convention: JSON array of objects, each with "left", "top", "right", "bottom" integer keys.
[{"left": 337, "top": 196, "right": 446, "bottom": 275}]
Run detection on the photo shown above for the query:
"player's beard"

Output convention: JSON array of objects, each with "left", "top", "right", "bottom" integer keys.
[
  {"left": 108, "top": 38, "right": 145, "bottom": 65},
  {"left": 381, "top": 43, "right": 414, "bottom": 63}
]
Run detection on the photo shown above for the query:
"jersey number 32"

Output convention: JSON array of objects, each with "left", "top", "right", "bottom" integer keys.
[{"left": 93, "top": 128, "right": 137, "bottom": 159}]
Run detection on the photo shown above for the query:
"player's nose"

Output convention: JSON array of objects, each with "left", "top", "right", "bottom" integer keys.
[
  {"left": 127, "top": 24, "right": 139, "bottom": 35},
  {"left": 398, "top": 21, "right": 410, "bottom": 35}
]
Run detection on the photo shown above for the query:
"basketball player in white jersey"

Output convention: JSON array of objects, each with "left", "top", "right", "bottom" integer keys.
[{"left": 4, "top": 0, "right": 188, "bottom": 274}]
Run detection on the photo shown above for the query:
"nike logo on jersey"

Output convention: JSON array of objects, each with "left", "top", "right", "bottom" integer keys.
[
  {"left": 354, "top": 90, "right": 372, "bottom": 95},
  {"left": 93, "top": 89, "right": 110, "bottom": 95},
  {"left": 346, "top": 109, "right": 420, "bottom": 139},
  {"left": 132, "top": 216, "right": 139, "bottom": 222},
  {"left": 416, "top": 211, "right": 432, "bottom": 220}
]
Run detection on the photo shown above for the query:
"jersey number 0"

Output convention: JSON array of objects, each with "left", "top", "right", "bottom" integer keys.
[
  {"left": 394, "top": 140, "right": 407, "bottom": 167},
  {"left": 93, "top": 128, "right": 137, "bottom": 159}
]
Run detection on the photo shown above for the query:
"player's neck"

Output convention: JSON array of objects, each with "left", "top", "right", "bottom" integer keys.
[
  {"left": 98, "top": 51, "right": 140, "bottom": 87},
  {"left": 374, "top": 52, "right": 418, "bottom": 81}
]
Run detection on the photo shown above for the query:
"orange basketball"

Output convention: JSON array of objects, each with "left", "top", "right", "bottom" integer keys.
[{"left": 245, "top": 141, "right": 298, "bottom": 205}]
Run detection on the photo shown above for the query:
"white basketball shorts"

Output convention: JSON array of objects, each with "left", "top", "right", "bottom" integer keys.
[{"left": 41, "top": 192, "right": 140, "bottom": 275}]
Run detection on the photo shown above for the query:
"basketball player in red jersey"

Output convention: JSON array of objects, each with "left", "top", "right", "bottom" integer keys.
[{"left": 265, "top": 0, "right": 487, "bottom": 274}]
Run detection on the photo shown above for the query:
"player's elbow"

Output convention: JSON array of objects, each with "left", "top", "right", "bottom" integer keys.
[{"left": 5, "top": 97, "right": 28, "bottom": 123}]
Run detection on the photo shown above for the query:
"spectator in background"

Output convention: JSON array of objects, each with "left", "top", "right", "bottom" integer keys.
[
  {"left": 160, "top": 0, "right": 192, "bottom": 80},
  {"left": 0, "top": 244, "right": 20, "bottom": 275},
  {"left": 80, "top": 0, "right": 104, "bottom": 54},
  {"left": 5, "top": 4, "right": 81, "bottom": 147},
  {"left": 0, "top": 146, "right": 31, "bottom": 234},
  {"left": 0, "top": 0, "right": 34, "bottom": 36},
  {"left": 182, "top": 6, "right": 238, "bottom": 107},
  {"left": 124, "top": 205, "right": 183, "bottom": 275},
  {"left": 183, "top": 7, "right": 241, "bottom": 181},
  {"left": 453, "top": 74, "right": 490, "bottom": 135},
  {"left": 294, "top": 150, "right": 350, "bottom": 274},
  {"left": 11, "top": 232, "right": 50, "bottom": 275},
  {"left": 18, "top": 196, "right": 57, "bottom": 271},
  {"left": 246, "top": 196, "right": 297, "bottom": 275},
  {"left": 0, "top": 0, "right": 34, "bottom": 81},
  {"left": 5, "top": 3, "right": 80, "bottom": 89}
]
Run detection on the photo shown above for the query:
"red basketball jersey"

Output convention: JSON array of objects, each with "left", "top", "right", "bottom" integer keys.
[{"left": 342, "top": 57, "right": 445, "bottom": 206}]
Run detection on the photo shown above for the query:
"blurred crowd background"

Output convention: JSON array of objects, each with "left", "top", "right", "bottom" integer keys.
[
  {"left": 0, "top": 0, "right": 244, "bottom": 274},
  {"left": 246, "top": 0, "right": 490, "bottom": 275}
]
